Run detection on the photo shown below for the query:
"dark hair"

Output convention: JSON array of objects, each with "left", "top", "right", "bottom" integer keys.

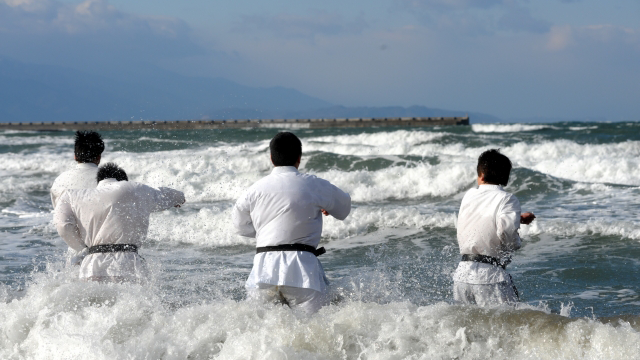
[
  {"left": 270, "top": 132, "right": 302, "bottom": 167},
  {"left": 477, "top": 149, "right": 512, "bottom": 186},
  {"left": 97, "top": 163, "right": 128, "bottom": 183},
  {"left": 75, "top": 131, "right": 104, "bottom": 163}
]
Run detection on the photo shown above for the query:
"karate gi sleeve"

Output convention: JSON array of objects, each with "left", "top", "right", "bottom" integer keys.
[
  {"left": 231, "top": 191, "right": 256, "bottom": 237},
  {"left": 496, "top": 194, "right": 522, "bottom": 251},
  {"left": 53, "top": 194, "right": 87, "bottom": 252},
  {"left": 139, "top": 184, "right": 186, "bottom": 212},
  {"left": 318, "top": 179, "right": 351, "bottom": 221},
  {"left": 50, "top": 182, "right": 62, "bottom": 209}
]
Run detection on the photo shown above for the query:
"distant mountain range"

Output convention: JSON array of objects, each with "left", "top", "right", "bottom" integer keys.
[{"left": 0, "top": 57, "right": 501, "bottom": 124}]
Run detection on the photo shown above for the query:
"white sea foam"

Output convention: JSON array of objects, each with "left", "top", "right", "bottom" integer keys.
[
  {"left": 504, "top": 140, "right": 640, "bottom": 186},
  {"left": 521, "top": 219, "right": 640, "bottom": 241},
  {"left": 0, "top": 135, "right": 74, "bottom": 146},
  {"left": 569, "top": 126, "right": 599, "bottom": 131},
  {"left": 147, "top": 203, "right": 640, "bottom": 249},
  {"left": 148, "top": 205, "right": 458, "bottom": 247},
  {"left": 0, "top": 134, "right": 479, "bottom": 204},
  {"left": 1, "top": 274, "right": 638, "bottom": 360},
  {"left": 471, "top": 124, "right": 556, "bottom": 133}
]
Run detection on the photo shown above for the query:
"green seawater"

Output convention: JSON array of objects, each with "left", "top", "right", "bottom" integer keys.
[{"left": 0, "top": 122, "right": 639, "bottom": 331}]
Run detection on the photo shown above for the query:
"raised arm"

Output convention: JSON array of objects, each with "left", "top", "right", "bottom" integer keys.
[
  {"left": 53, "top": 194, "right": 87, "bottom": 252},
  {"left": 318, "top": 179, "right": 351, "bottom": 221},
  {"left": 138, "top": 184, "right": 186, "bottom": 212},
  {"left": 497, "top": 194, "right": 522, "bottom": 252},
  {"left": 231, "top": 191, "right": 256, "bottom": 238}
]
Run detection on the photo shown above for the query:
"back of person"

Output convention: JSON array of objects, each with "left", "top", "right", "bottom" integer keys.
[
  {"left": 248, "top": 170, "right": 346, "bottom": 248},
  {"left": 50, "top": 131, "right": 104, "bottom": 209},
  {"left": 453, "top": 149, "right": 535, "bottom": 306},
  {"left": 233, "top": 132, "right": 351, "bottom": 314},
  {"left": 457, "top": 185, "right": 521, "bottom": 259},
  {"left": 55, "top": 163, "right": 185, "bottom": 282},
  {"left": 51, "top": 163, "right": 100, "bottom": 208},
  {"left": 65, "top": 180, "right": 157, "bottom": 247}
]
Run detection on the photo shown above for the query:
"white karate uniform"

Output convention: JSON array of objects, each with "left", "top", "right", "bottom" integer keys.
[
  {"left": 50, "top": 162, "right": 100, "bottom": 265},
  {"left": 453, "top": 184, "right": 521, "bottom": 306},
  {"left": 51, "top": 162, "right": 99, "bottom": 209},
  {"left": 232, "top": 166, "right": 351, "bottom": 313},
  {"left": 54, "top": 178, "right": 185, "bottom": 282}
]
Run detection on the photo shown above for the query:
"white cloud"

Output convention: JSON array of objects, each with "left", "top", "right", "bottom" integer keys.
[
  {"left": 395, "top": 0, "right": 551, "bottom": 35},
  {"left": 546, "top": 24, "right": 640, "bottom": 52},
  {"left": 0, "top": 0, "right": 204, "bottom": 67},
  {"left": 236, "top": 10, "right": 368, "bottom": 40},
  {"left": 398, "top": 0, "right": 503, "bottom": 12},
  {"left": 546, "top": 25, "right": 573, "bottom": 50}
]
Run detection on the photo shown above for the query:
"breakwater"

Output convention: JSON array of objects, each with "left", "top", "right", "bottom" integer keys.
[{"left": 0, "top": 116, "right": 469, "bottom": 131}]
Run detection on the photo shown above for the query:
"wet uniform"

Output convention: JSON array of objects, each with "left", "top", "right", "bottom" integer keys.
[
  {"left": 453, "top": 184, "right": 521, "bottom": 306},
  {"left": 232, "top": 166, "right": 351, "bottom": 314},
  {"left": 50, "top": 162, "right": 99, "bottom": 265},
  {"left": 54, "top": 179, "right": 184, "bottom": 282}
]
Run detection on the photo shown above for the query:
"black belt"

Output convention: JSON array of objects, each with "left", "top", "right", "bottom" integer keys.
[
  {"left": 461, "top": 254, "right": 508, "bottom": 269},
  {"left": 256, "top": 244, "right": 326, "bottom": 257},
  {"left": 87, "top": 244, "right": 138, "bottom": 255}
]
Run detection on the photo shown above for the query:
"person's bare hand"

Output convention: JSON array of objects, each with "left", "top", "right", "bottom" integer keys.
[
  {"left": 520, "top": 212, "right": 536, "bottom": 225},
  {"left": 321, "top": 209, "right": 329, "bottom": 216}
]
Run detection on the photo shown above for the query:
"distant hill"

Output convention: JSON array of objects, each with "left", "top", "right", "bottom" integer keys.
[
  {"left": 0, "top": 57, "right": 501, "bottom": 123},
  {"left": 0, "top": 57, "right": 331, "bottom": 123}
]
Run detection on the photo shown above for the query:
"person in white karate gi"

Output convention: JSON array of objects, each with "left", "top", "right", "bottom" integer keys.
[
  {"left": 232, "top": 132, "right": 351, "bottom": 314},
  {"left": 453, "top": 149, "right": 536, "bottom": 306},
  {"left": 50, "top": 131, "right": 105, "bottom": 265},
  {"left": 54, "top": 163, "right": 185, "bottom": 282}
]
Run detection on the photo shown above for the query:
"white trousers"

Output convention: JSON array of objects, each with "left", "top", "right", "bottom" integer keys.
[
  {"left": 453, "top": 280, "right": 519, "bottom": 307},
  {"left": 247, "top": 284, "right": 330, "bottom": 315}
]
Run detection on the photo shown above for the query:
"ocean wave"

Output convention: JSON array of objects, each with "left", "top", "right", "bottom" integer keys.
[
  {"left": 521, "top": 219, "right": 640, "bottom": 241},
  {"left": 471, "top": 124, "right": 557, "bottom": 133},
  {"left": 148, "top": 206, "right": 458, "bottom": 247},
  {"left": 504, "top": 140, "right": 640, "bottom": 186},
  {"left": 2, "top": 131, "right": 639, "bottom": 204},
  {"left": 0, "top": 135, "right": 74, "bottom": 146},
  {"left": 1, "top": 275, "right": 638, "bottom": 360}
]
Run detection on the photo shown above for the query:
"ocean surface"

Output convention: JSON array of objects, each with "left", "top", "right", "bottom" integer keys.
[{"left": 1, "top": 122, "right": 639, "bottom": 359}]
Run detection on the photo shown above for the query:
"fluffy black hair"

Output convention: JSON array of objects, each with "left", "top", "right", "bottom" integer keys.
[
  {"left": 477, "top": 149, "right": 512, "bottom": 186},
  {"left": 96, "top": 163, "right": 128, "bottom": 183},
  {"left": 75, "top": 131, "right": 104, "bottom": 163},
  {"left": 270, "top": 132, "right": 302, "bottom": 167}
]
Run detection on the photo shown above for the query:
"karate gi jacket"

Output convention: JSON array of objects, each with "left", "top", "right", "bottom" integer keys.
[
  {"left": 232, "top": 166, "right": 351, "bottom": 292},
  {"left": 51, "top": 162, "right": 100, "bottom": 264},
  {"left": 50, "top": 162, "right": 99, "bottom": 209},
  {"left": 453, "top": 184, "right": 522, "bottom": 284},
  {"left": 54, "top": 178, "right": 185, "bottom": 280}
]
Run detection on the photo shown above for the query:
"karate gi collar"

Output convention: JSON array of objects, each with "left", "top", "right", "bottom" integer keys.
[
  {"left": 75, "top": 162, "right": 98, "bottom": 170},
  {"left": 477, "top": 184, "right": 503, "bottom": 191},
  {"left": 97, "top": 178, "right": 120, "bottom": 188},
  {"left": 271, "top": 166, "right": 299, "bottom": 175}
]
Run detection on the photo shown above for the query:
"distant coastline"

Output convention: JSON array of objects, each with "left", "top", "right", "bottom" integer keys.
[{"left": 0, "top": 116, "right": 470, "bottom": 131}]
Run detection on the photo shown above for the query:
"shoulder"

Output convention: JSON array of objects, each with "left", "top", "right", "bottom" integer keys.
[
  {"left": 460, "top": 187, "right": 479, "bottom": 202},
  {"left": 245, "top": 175, "right": 272, "bottom": 194},
  {"left": 298, "top": 172, "right": 334, "bottom": 186},
  {"left": 500, "top": 191, "right": 521, "bottom": 209},
  {"left": 126, "top": 181, "right": 157, "bottom": 194},
  {"left": 299, "top": 172, "right": 323, "bottom": 182},
  {"left": 60, "top": 187, "right": 92, "bottom": 204},
  {"left": 52, "top": 169, "right": 73, "bottom": 185}
]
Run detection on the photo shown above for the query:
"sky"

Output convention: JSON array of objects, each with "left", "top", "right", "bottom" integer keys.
[{"left": 1, "top": 0, "right": 639, "bottom": 120}]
